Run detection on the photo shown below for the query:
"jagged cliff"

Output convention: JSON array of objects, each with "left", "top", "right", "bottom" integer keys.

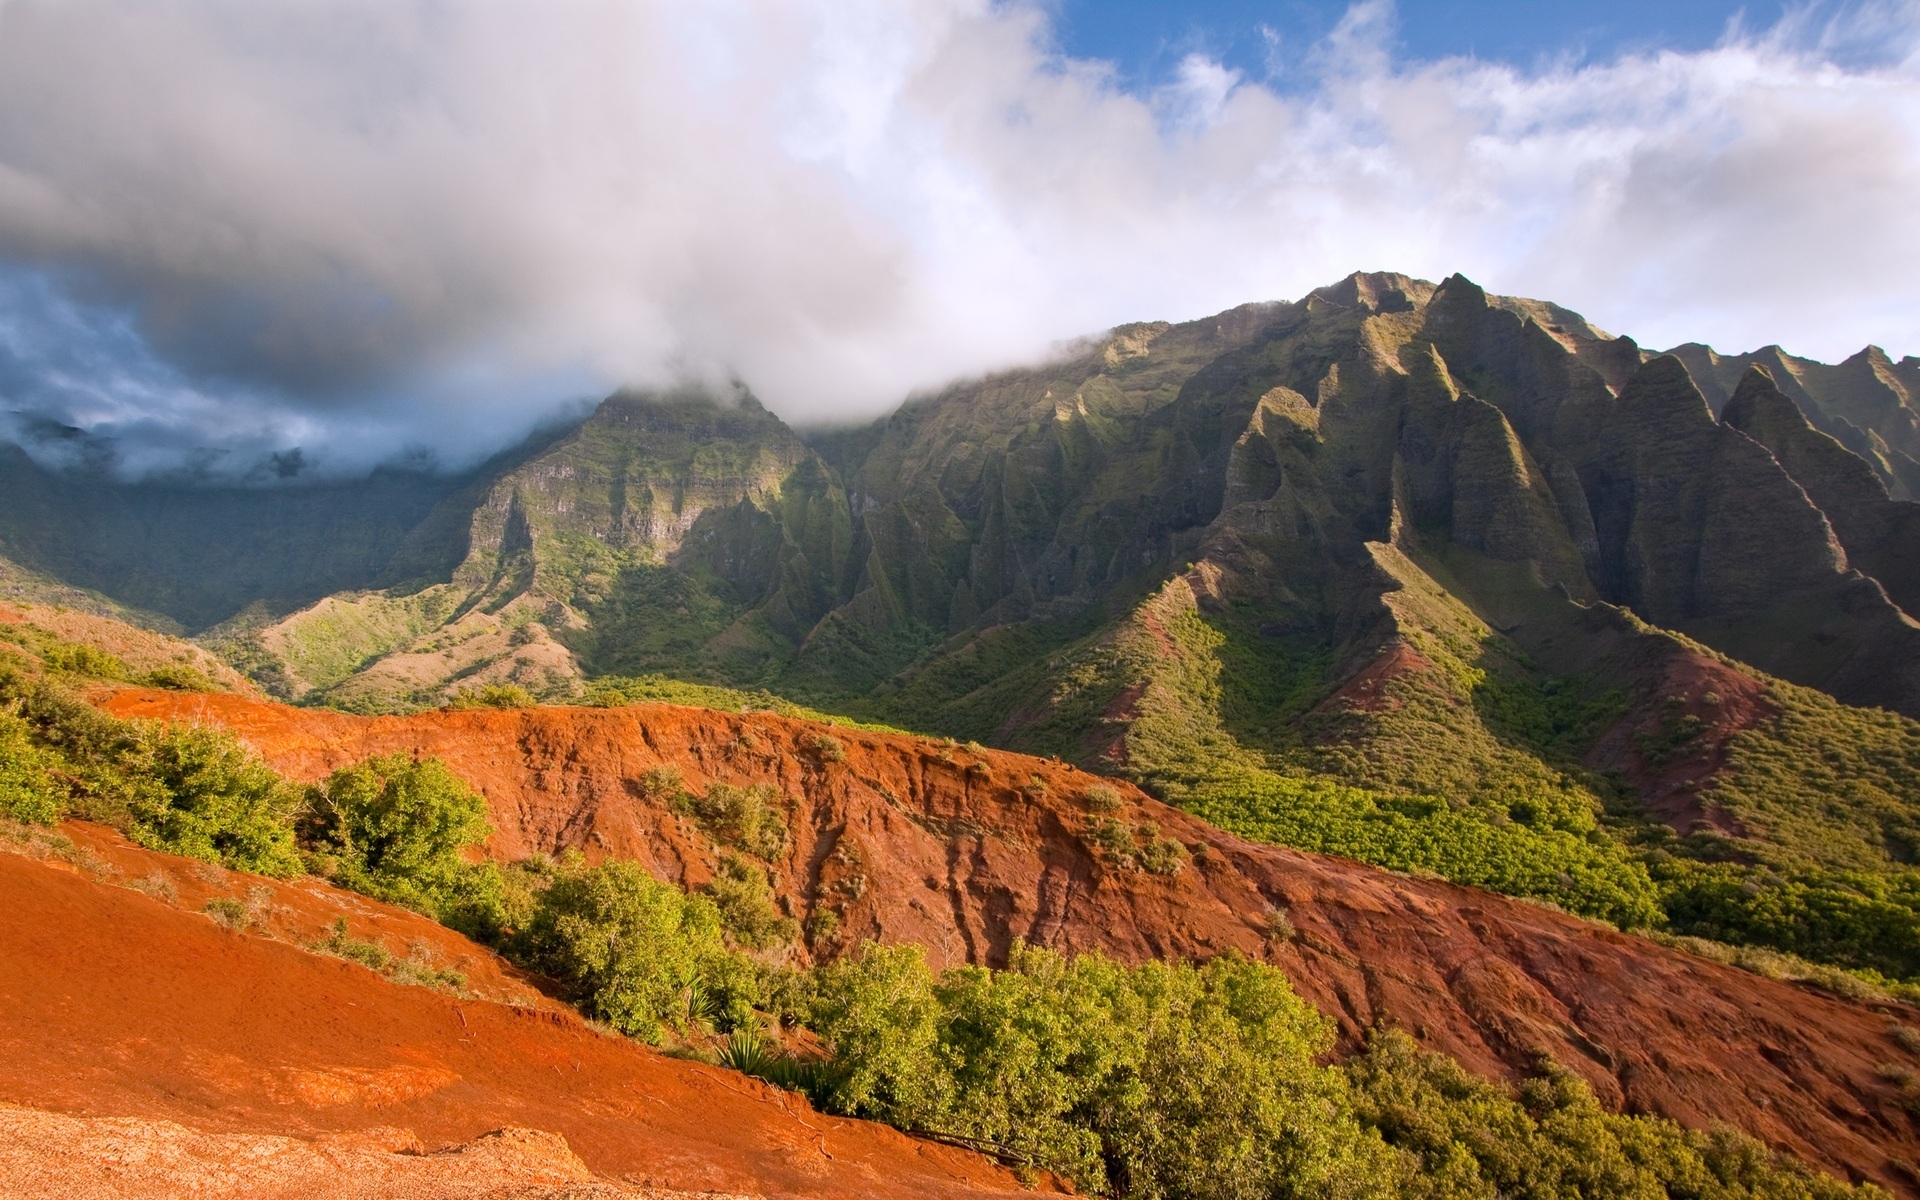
[{"left": 10, "top": 270, "right": 1920, "bottom": 861}]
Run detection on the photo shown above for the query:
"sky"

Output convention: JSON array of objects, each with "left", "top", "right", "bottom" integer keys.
[
  {"left": 1054, "top": 0, "right": 1783, "bottom": 84},
  {"left": 0, "top": 0, "right": 1916, "bottom": 479}
]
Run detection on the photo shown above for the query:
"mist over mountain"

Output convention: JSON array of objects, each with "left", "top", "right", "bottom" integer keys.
[{"left": 0, "top": 0, "right": 1917, "bottom": 476}]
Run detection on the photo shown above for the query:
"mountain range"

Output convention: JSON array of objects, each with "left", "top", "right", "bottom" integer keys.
[{"left": 10, "top": 270, "right": 1920, "bottom": 1195}]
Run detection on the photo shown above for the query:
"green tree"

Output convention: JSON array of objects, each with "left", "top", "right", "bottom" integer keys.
[
  {"left": 1348, "top": 1028, "right": 1871, "bottom": 1200},
  {"left": 511, "top": 857, "right": 753, "bottom": 1042},
  {"left": 118, "top": 722, "right": 304, "bottom": 876},
  {"left": 0, "top": 711, "right": 63, "bottom": 824},
  {"left": 809, "top": 942, "right": 1400, "bottom": 1198},
  {"left": 305, "top": 753, "right": 502, "bottom": 934}
]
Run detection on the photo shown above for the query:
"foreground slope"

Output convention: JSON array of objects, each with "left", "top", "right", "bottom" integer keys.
[
  {"left": 0, "top": 821, "right": 1034, "bottom": 1200},
  {"left": 103, "top": 687, "right": 1920, "bottom": 1191}
]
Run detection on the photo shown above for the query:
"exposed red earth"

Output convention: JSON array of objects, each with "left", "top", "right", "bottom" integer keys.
[
  {"left": 0, "top": 824, "right": 1039, "bottom": 1199},
  {"left": 1583, "top": 649, "right": 1775, "bottom": 836},
  {"left": 96, "top": 687, "right": 1920, "bottom": 1192}
]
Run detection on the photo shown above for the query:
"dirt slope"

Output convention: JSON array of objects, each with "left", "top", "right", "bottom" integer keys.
[
  {"left": 100, "top": 688, "right": 1920, "bottom": 1191},
  {"left": 0, "top": 831, "right": 1035, "bottom": 1200},
  {"left": 0, "top": 1105, "right": 738, "bottom": 1200}
]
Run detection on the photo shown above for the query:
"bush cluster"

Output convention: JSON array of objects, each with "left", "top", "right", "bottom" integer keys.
[
  {"left": 789, "top": 941, "right": 1865, "bottom": 1200},
  {"left": 681, "top": 781, "right": 788, "bottom": 860},
  {"left": 808, "top": 941, "right": 1395, "bottom": 1197},
  {"left": 507, "top": 855, "right": 761, "bottom": 1042},
  {"left": 300, "top": 753, "right": 506, "bottom": 937},
  {"left": 3, "top": 671, "right": 303, "bottom": 875}
]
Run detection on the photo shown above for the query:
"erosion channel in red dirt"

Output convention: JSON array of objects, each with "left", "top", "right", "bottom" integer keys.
[{"left": 100, "top": 686, "right": 1920, "bottom": 1193}]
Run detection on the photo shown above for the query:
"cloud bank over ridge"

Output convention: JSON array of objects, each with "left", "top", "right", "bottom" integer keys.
[{"left": 0, "top": 0, "right": 1916, "bottom": 476}]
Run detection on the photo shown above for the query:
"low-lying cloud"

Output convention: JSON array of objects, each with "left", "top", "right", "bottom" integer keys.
[{"left": 0, "top": 0, "right": 1916, "bottom": 476}]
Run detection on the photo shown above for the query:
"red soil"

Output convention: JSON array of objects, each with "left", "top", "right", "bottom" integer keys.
[
  {"left": 1584, "top": 650, "right": 1776, "bottom": 836},
  {"left": 0, "top": 1104, "right": 726, "bottom": 1199},
  {"left": 0, "top": 832, "right": 1036, "bottom": 1199},
  {"left": 98, "top": 688, "right": 1920, "bottom": 1192},
  {"left": 1310, "top": 639, "right": 1434, "bottom": 715}
]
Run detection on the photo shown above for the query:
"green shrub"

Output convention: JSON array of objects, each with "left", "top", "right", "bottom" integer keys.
[
  {"left": 0, "top": 712, "right": 64, "bottom": 824},
  {"left": 703, "top": 852, "right": 798, "bottom": 950},
  {"left": 1266, "top": 908, "right": 1297, "bottom": 942},
  {"left": 583, "top": 681, "right": 628, "bottom": 707},
  {"left": 639, "top": 764, "right": 690, "bottom": 807},
  {"left": 1139, "top": 835, "right": 1188, "bottom": 876},
  {"left": 448, "top": 683, "right": 537, "bottom": 709},
  {"left": 1347, "top": 1028, "right": 1866, "bottom": 1199},
  {"left": 41, "top": 642, "right": 128, "bottom": 679},
  {"left": 119, "top": 722, "right": 304, "bottom": 877},
  {"left": 303, "top": 753, "right": 503, "bottom": 935},
  {"left": 805, "top": 908, "right": 841, "bottom": 944},
  {"left": 808, "top": 942, "right": 1399, "bottom": 1197},
  {"left": 687, "top": 782, "right": 787, "bottom": 860},
  {"left": 144, "top": 664, "right": 221, "bottom": 692},
  {"left": 312, "top": 918, "right": 467, "bottom": 992},
  {"left": 810, "top": 733, "right": 847, "bottom": 763},
  {"left": 203, "top": 896, "right": 254, "bottom": 929},
  {"left": 510, "top": 857, "right": 754, "bottom": 1042},
  {"left": 1085, "top": 820, "right": 1124, "bottom": 857}
]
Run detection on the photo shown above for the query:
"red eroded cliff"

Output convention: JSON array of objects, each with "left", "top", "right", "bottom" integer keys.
[{"left": 101, "top": 688, "right": 1920, "bottom": 1191}]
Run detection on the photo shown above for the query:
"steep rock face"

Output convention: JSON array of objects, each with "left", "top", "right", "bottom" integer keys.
[
  {"left": 1724, "top": 365, "right": 1920, "bottom": 617},
  {"left": 931, "top": 275, "right": 1920, "bottom": 819},
  {"left": 1670, "top": 341, "right": 1920, "bottom": 500},
  {"left": 101, "top": 688, "right": 1920, "bottom": 1191},
  {"left": 0, "top": 831, "right": 1031, "bottom": 1200},
  {"left": 239, "top": 389, "right": 855, "bottom": 708},
  {"left": 847, "top": 273, "right": 1920, "bottom": 749}
]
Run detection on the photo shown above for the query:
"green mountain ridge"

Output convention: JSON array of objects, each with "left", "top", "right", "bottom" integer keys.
[{"left": 11, "top": 269, "right": 1920, "bottom": 981}]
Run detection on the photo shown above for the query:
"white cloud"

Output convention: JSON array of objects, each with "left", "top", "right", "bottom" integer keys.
[{"left": 0, "top": 0, "right": 1914, "bottom": 474}]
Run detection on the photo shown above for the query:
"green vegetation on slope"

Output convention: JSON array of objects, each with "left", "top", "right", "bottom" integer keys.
[
  {"left": 3, "top": 674, "right": 304, "bottom": 876},
  {"left": 1634, "top": 678, "right": 1920, "bottom": 983},
  {"left": 583, "top": 673, "right": 915, "bottom": 734},
  {"left": 300, "top": 752, "right": 508, "bottom": 938},
  {"left": 1176, "top": 614, "right": 1920, "bottom": 984},
  {"left": 0, "top": 668, "right": 1876, "bottom": 1198}
]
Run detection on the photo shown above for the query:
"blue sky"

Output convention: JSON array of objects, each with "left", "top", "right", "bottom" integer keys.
[{"left": 1054, "top": 1, "right": 1781, "bottom": 85}]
